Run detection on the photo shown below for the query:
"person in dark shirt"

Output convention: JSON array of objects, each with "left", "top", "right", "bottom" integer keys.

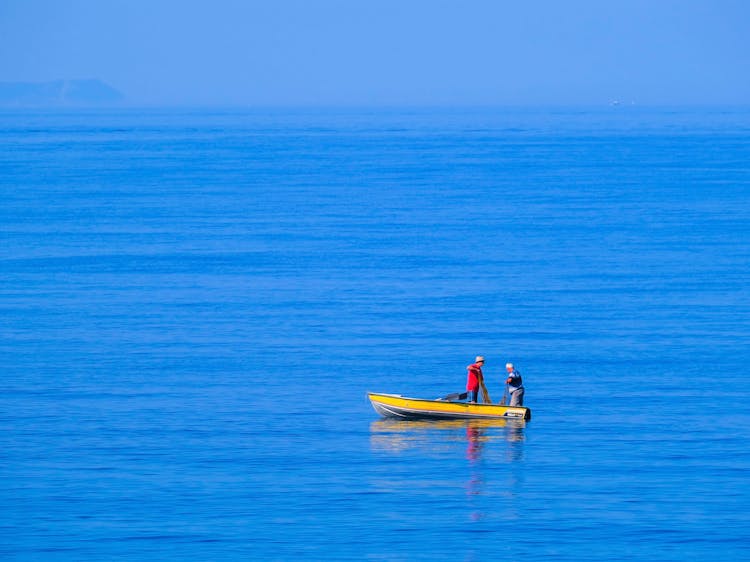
[{"left": 505, "top": 362, "right": 525, "bottom": 406}]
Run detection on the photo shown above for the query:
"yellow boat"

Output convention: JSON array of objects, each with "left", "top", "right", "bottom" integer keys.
[{"left": 367, "top": 392, "right": 531, "bottom": 421}]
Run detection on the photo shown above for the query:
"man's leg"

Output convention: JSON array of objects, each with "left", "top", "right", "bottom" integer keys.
[{"left": 509, "top": 388, "right": 524, "bottom": 406}]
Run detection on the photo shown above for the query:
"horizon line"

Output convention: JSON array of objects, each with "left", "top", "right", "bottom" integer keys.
[{"left": 2, "top": 102, "right": 749, "bottom": 111}]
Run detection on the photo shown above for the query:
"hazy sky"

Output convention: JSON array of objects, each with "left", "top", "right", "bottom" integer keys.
[{"left": 1, "top": 0, "right": 748, "bottom": 106}]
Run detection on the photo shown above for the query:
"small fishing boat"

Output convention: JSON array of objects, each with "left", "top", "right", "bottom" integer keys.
[{"left": 368, "top": 392, "right": 531, "bottom": 421}]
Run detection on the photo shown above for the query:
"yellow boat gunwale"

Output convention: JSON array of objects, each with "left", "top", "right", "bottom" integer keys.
[{"left": 368, "top": 392, "right": 531, "bottom": 421}]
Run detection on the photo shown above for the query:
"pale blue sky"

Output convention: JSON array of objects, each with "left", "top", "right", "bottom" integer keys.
[{"left": 1, "top": 0, "right": 748, "bottom": 106}]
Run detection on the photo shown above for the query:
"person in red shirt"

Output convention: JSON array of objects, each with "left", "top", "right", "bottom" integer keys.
[{"left": 466, "top": 356, "right": 485, "bottom": 403}]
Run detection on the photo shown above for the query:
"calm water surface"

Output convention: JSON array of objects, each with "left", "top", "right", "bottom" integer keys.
[{"left": 1, "top": 107, "right": 749, "bottom": 560}]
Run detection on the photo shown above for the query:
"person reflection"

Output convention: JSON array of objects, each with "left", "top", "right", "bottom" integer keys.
[
  {"left": 504, "top": 422, "right": 525, "bottom": 462},
  {"left": 465, "top": 423, "right": 486, "bottom": 506},
  {"left": 466, "top": 424, "right": 485, "bottom": 462}
]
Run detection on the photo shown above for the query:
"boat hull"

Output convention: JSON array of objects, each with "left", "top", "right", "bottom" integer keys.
[{"left": 368, "top": 392, "right": 531, "bottom": 421}]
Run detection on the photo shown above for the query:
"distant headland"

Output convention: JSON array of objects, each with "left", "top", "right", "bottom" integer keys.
[{"left": 0, "top": 79, "right": 124, "bottom": 107}]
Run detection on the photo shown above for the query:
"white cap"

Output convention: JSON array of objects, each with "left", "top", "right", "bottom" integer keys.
[
  {"left": 475, "top": 356, "right": 485, "bottom": 363},
  {"left": 506, "top": 363, "right": 514, "bottom": 369}
]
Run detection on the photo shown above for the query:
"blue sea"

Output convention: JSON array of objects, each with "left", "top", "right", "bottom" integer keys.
[{"left": 1, "top": 107, "right": 749, "bottom": 561}]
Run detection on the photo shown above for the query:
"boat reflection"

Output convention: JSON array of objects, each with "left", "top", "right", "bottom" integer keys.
[
  {"left": 369, "top": 418, "right": 525, "bottom": 462},
  {"left": 370, "top": 418, "right": 526, "bottom": 523}
]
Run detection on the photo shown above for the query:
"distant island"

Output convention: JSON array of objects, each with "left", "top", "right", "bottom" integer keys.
[{"left": 0, "top": 79, "right": 124, "bottom": 107}]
